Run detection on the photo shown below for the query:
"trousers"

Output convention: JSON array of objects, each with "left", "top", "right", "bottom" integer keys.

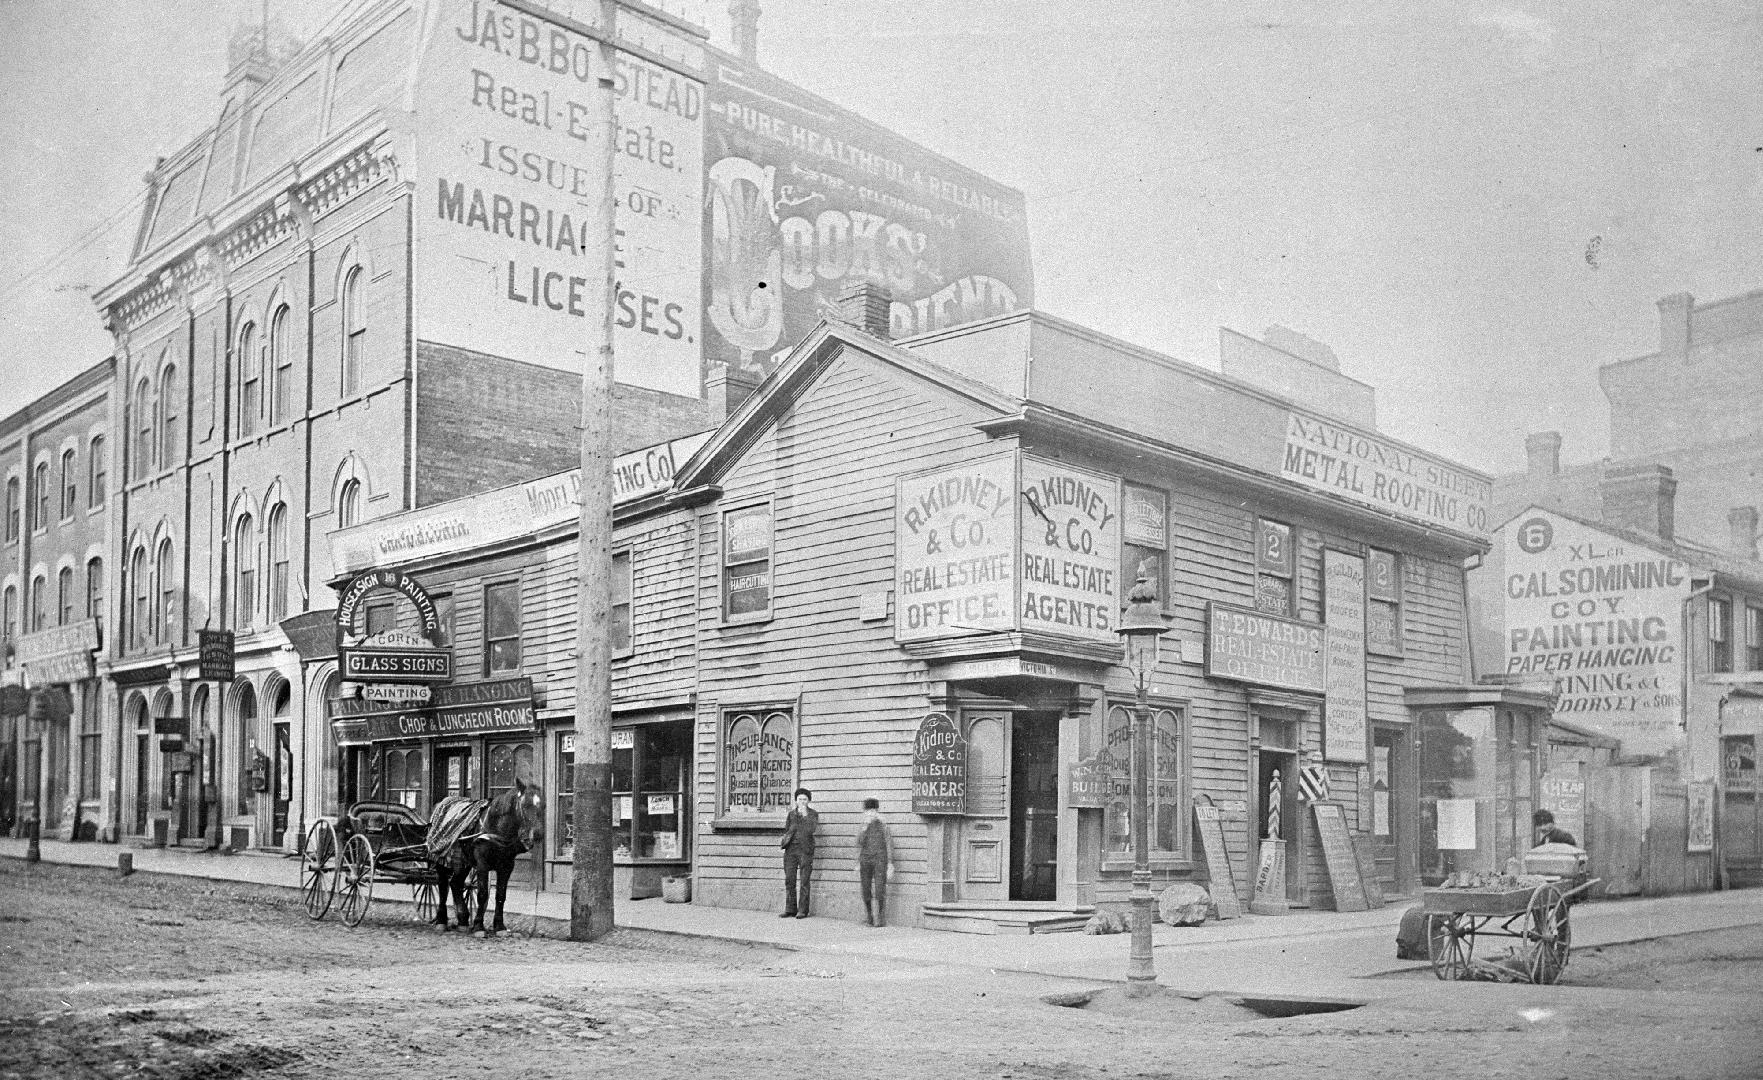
[
  {"left": 783, "top": 847, "right": 814, "bottom": 914},
  {"left": 859, "top": 859, "right": 889, "bottom": 924}
]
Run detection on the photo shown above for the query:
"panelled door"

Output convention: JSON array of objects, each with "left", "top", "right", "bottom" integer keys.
[
  {"left": 958, "top": 710, "right": 1062, "bottom": 903},
  {"left": 958, "top": 712, "right": 1010, "bottom": 901}
]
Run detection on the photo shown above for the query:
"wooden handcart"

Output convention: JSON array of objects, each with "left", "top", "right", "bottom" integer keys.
[
  {"left": 1423, "top": 874, "right": 1598, "bottom": 984},
  {"left": 299, "top": 801, "right": 469, "bottom": 928}
]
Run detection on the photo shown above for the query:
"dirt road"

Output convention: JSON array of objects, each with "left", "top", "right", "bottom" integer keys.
[{"left": 3, "top": 861, "right": 1759, "bottom": 1080}]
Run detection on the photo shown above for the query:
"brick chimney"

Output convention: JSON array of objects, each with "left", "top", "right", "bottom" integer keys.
[
  {"left": 1656, "top": 292, "right": 1693, "bottom": 362},
  {"left": 1525, "top": 431, "right": 1562, "bottom": 479},
  {"left": 836, "top": 282, "right": 892, "bottom": 339},
  {"left": 729, "top": 0, "right": 761, "bottom": 63},
  {"left": 1729, "top": 506, "right": 1759, "bottom": 560},
  {"left": 1600, "top": 463, "right": 1677, "bottom": 542},
  {"left": 706, "top": 361, "right": 764, "bottom": 421}
]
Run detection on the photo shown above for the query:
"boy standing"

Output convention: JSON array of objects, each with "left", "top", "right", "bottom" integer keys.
[
  {"left": 779, "top": 787, "right": 818, "bottom": 918},
  {"left": 857, "top": 797, "right": 894, "bottom": 926}
]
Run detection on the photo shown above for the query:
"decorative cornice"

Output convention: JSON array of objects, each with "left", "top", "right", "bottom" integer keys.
[{"left": 296, "top": 136, "right": 397, "bottom": 221}]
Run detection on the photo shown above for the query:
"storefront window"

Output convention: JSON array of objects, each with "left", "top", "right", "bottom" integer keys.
[
  {"left": 384, "top": 747, "right": 424, "bottom": 809},
  {"left": 1101, "top": 704, "right": 1185, "bottom": 857},
  {"left": 1417, "top": 706, "right": 1537, "bottom": 882},
  {"left": 721, "top": 707, "right": 794, "bottom": 817},
  {"left": 557, "top": 722, "right": 689, "bottom": 861}
]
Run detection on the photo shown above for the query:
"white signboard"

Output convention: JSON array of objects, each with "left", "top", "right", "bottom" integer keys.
[
  {"left": 1018, "top": 456, "right": 1121, "bottom": 644},
  {"left": 1323, "top": 549, "right": 1369, "bottom": 763},
  {"left": 1436, "top": 798, "right": 1478, "bottom": 850},
  {"left": 1280, "top": 412, "right": 1490, "bottom": 537},
  {"left": 895, "top": 454, "right": 1016, "bottom": 641},
  {"left": 414, "top": 0, "right": 705, "bottom": 396},
  {"left": 1502, "top": 509, "right": 1690, "bottom": 757}
]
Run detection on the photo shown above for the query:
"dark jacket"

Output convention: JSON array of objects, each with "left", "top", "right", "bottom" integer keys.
[
  {"left": 780, "top": 806, "right": 818, "bottom": 854},
  {"left": 1538, "top": 826, "right": 1578, "bottom": 847},
  {"left": 858, "top": 816, "right": 892, "bottom": 865}
]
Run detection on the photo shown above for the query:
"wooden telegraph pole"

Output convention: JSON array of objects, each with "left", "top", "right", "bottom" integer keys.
[{"left": 568, "top": 0, "right": 623, "bottom": 942}]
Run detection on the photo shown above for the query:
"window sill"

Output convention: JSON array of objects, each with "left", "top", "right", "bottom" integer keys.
[{"left": 719, "top": 613, "right": 773, "bottom": 628}]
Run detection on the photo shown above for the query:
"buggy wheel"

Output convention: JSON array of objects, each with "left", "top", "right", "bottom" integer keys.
[
  {"left": 300, "top": 820, "right": 338, "bottom": 921},
  {"left": 1525, "top": 884, "right": 1572, "bottom": 984},
  {"left": 337, "top": 833, "right": 375, "bottom": 928},
  {"left": 1428, "top": 913, "right": 1475, "bottom": 980},
  {"left": 461, "top": 869, "right": 479, "bottom": 926},
  {"left": 413, "top": 881, "right": 438, "bottom": 923}
]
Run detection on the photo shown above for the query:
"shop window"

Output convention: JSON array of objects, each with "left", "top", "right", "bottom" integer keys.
[
  {"left": 60, "top": 449, "right": 77, "bottom": 520},
  {"left": 484, "top": 580, "right": 521, "bottom": 673},
  {"left": 1254, "top": 517, "right": 1295, "bottom": 617},
  {"left": 87, "top": 436, "right": 105, "bottom": 509},
  {"left": 611, "top": 550, "right": 632, "bottom": 657},
  {"left": 1101, "top": 704, "right": 1186, "bottom": 858},
  {"left": 1366, "top": 548, "right": 1403, "bottom": 657},
  {"left": 719, "top": 706, "right": 795, "bottom": 819},
  {"left": 1747, "top": 605, "right": 1763, "bottom": 672},
  {"left": 384, "top": 747, "right": 424, "bottom": 809},
  {"left": 57, "top": 567, "right": 73, "bottom": 625},
  {"left": 1122, "top": 484, "right": 1169, "bottom": 607},
  {"left": 616, "top": 723, "right": 688, "bottom": 860},
  {"left": 32, "top": 463, "right": 49, "bottom": 532},
  {"left": 234, "top": 683, "right": 258, "bottom": 816},
  {"left": 1416, "top": 705, "right": 1540, "bottom": 883},
  {"left": 4, "top": 476, "right": 18, "bottom": 541},
  {"left": 721, "top": 503, "right": 772, "bottom": 621},
  {"left": 1711, "top": 597, "right": 1733, "bottom": 673}
]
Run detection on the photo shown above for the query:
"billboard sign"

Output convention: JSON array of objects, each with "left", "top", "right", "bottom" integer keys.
[
  {"left": 414, "top": 0, "right": 706, "bottom": 396},
  {"left": 1279, "top": 411, "right": 1491, "bottom": 538},
  {"left": 703, "top": 55, "right": 1032, "bottom": 373},
  {"left": 894, "top": 453, "right": 1016, "bottom": 642},
  {"left": 1018, "top": 456, "right": 1120, "bottom": 644},
  {"left": 1502, "top": 509, "right": 1690, "bottom": 756},
  {"left": 1205, "top": 602, "right": 1325, "bottom": 693}
]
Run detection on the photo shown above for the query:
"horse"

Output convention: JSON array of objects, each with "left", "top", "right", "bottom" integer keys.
[{"left": 426, "top": 780, "right": 544, "bottom": 937}]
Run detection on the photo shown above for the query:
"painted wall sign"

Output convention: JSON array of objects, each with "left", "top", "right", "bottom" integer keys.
[
  {"left": 1539, "top": 766, "right": 1586, "bottom": 841},
  {"left": 1280, "top": 411, "right": 1491, "bottom": 537},
  {"left": 16, "top": 618, "right": 100, "bottom": 685},
  {"left": 329, "top": 677, "right": 536, "bottom": 744},
  {"left": 911, "top": 712, "right": 968, "bottom": 814},
  {"left": 413, "top": 0, "right": 706, "bottom": 397},
  {"left": 703, "top": 54, "right": 1031, "bottom": 374},
  {"left": 197, "top": 629, "right": 236, "bottom": 682},
  {"left": 1500, "top": 509, "right": 1690, "bottom": 757},
  {"left": 895, "top": 454, "right": 1016, "bottom": 642},
  {"left": 1204, "top": 602, "right": 1324, "bottom": 693},
  {"left": 1018, "top": 456, "right": 1120, "bottom": 644},
  {"left": 1322, "top": 550, "right": 1369, "bottom": 763}
]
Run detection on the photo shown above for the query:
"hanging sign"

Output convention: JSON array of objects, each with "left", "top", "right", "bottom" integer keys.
[
  {"left": 1067, "top": 754, "right": 1110, "bottom": 809},
  {"left": 198, "top": 629, "right": 236, "bottom": 682},
  {"left": 911, "top": 712, "right": 968, "bottom": 814}
]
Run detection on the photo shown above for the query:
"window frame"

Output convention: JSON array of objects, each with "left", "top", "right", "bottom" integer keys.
[
  {"left": 1711, "top": 596, "right": 1733, "bottom": 673},
  {"left": 31, "top": 462, "right": 49, "bottom": 533},
  {"left": 1365, "top": 547, "right": 1404, "bottom": 658},
  {"left": 1, "top": 584, "right": 14, "bottom": 646},
  {"left": 86, "top": 557, "right": 104, "bottom": 621},
  {"left": 133, "top": 376, "right": 153, "bottom": 478},
  {"left": 129, "top": 546, "right": 148, "bottom": 649},
  {"left": 155, "top": 538, "right": 175, "bottom": 643},
  {"left": 60, "top": 449, "right": 77, "bottom": 521},
  {"left": 611, "top": 548, "right": 633, "bottom": 659},
  {"left": 337, "top": 478, "right": 361, "bottom": 528},
  {"left": 87, "top": 436, "right": 105, "bottom": 509},
  {"left": 234, "top": 515, "right": 256, "bottom": 630},
  {"left": 713, "top": 701, "right": 799, "bottom": 827},
  {"left": 4, "top": 476, "right": 18, "bottom": 542},
  {"left": 268, "top": 305, "right": 293, "bottom": 425},
  {"left": 57, "top": 566, "right": 74, "bottom": 626},
  {"left": 1747, "top": 604, "right": 1763, "bottom": 673},
  {"left": 158, "top": 363, "right": 179, "bottom": 465},
  {"left": 341, "top": 265, "right": 365, "bottom": 396},
  {"left": 1254, "top": 516, "right": 1296, "bottom": 617},
  {"left": 1099, "top": 700, "right": 1190, "bottom": 866},
  {"left": 720, "top": 500, "right": 774, "bottom": 624},
  {"left": 482, "top": 578, "right": 522, "bottom": 675},
  {"left": 29, "top": 572, "right": 46, "bottom": 632},
  {"left": 237, "top": 321, "right": 260, "bottom": 439},
  {"left": 266, "top": 504, "right": 289, "bottom": 623},
  {"left": 1121, "top": 483, "right": 1170, "bottom": 610}
]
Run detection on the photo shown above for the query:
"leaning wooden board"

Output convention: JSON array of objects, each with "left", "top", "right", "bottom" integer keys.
[
  {"left": 1193, "top": 804, "right": 1242, "bottom": 919},
  {"left": 1310, "top": 801, "right": 1369, "bottom": 912}
]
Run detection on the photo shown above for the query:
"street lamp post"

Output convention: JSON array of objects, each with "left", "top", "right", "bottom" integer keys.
[{"left": 1116, "top": 570, "right": 1171, "bottom": 998}]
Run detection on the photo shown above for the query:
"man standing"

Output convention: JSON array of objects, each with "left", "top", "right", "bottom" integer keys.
[
  {"left": 779, "top": 787, "right": 818, "bottom": 918},
  {"left": 857, "top": 797, "right": 894, "bottom": 927},
  {"left": 1532, "top": 809, "right": 1578, "bottom": 847}
]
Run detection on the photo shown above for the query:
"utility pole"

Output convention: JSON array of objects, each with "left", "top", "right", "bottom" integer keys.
[{"left": 569, "top": 0, "right": 622, "bottom": 942}]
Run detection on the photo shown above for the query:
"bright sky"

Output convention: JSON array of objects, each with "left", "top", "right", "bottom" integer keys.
[{"left": 1, "top": 0, "right": 1757, "bottom": 476}]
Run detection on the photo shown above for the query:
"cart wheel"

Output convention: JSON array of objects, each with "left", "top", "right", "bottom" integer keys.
[
  {"left": 461, "top": 870, "right": 479, "bottom": 926},
  {"left": 1428, "top": 913, "right": 1475, "bottom": 980},
  {"left": 1525, "top": 884, "right": 1572, "bottom": 985},
  {"left": 300, "top": 820, "right": 338, "bottom": 921},
  {"left": 337, "top": 833, "right": 375, "bottom": 928},
  {"left": 413, "top": 881, "right": 437, "bottom": 923}
]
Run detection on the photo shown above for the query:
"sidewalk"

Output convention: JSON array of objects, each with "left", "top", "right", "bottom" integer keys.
[{"left": 6, "top": 836, "right": 1762, "bottom": 1000}]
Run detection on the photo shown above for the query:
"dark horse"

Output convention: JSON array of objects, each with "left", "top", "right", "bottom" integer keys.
[{"left": 426, "top": 781, "right": 544, "bottom": 937}]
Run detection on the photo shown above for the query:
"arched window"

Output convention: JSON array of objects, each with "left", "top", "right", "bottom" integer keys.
[
  {"left": 155, "top": 538, "right": 175, "bottom": 642},
  {"left": 158, "top": 364, "right": 179, "bottom": 464},
  {"left": 134, "top": 376, "right": 153, "bottom": 477},
  {"left": 234, "top": 515, "right": 256, "bottom": 629},
  {"left": 86, "top": 557, "right": 104, "bottom": 621},
  {"left": 2, "top": 584, "right": 16, "bottom": 645},
  {"left": 267, "top": 504, "right": 289, "bottom": 622},
  {"left": 268, "top": 306, "right": 292, "bottom": 424},
  {"left": 31, "top": 462, "right": 49, "bottom": 531},
  {"left": 130, "top": 546, "right": 148, "bottom": 649},
  {"left": 60, "top": 449, "right": 76, "bottom": 520},
  {"left": 88, "top": 436, "right": 106, "bottom": 509},
  {"left": 4, "top": 476, "right": 18, "bottom": 541},
  {"left": 57, "top": 566, "right": 73, "bottom": 625},
  {"left": 238, "top": 321, "right": 259, "bottom": 438},
  {"left": 337, "top": 478, "right": 361, "bottom": 528},
  {"left": 341, "top": 266, "right": 364, "bottom": 395},
  {"left": 234, "top": 681, "right": 259, "bottom": 816},
  {"left": 29, "top": 573, "right": 46, "bottom": 632}
]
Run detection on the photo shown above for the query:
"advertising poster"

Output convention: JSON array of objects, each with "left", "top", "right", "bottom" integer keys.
[
  {"left": 895, "top": 454, "right": 1016, "bottom": 642},
  {"left": 1323, "top": 550, "right": 1369, "bottom": 763},
  {"left": 413, "top": 0, "right": 705, "bottom": 396},
  {"left": 703, "top": 55, "right": 1033, "bottom": 373},
  {"left": 1018, "top": 457, "right": 1120, "bottom": 645},
  {"left": 1686, "top": 780, "right": 1714, "bottom": 853},
  {"left": 1502, "top": 509, "right": 1691, "bottom": 756}
]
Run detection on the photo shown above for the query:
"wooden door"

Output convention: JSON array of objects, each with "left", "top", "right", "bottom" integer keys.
[
  {"left": 1009, "top": 713, "right": 1059, "bottom": 901},
  {"left": 958, "top": 712, "right": 1009, "bottom": 901},
  {"left": 1370, "top": 728, "right": 1399, "bottom": 894},
  {"left": 487, "top": 740, "right": 538, "bottom": 881}
]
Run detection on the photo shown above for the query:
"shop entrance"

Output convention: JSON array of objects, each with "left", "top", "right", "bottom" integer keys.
[
  {"left": 434, "top": 745, "right": 474, "bottom": 804},
  {"left": 1721, "top": 735, "right": 1759, "bottom": 888},
  {"left": 958, "top": 709, "right": 1061, "bottom": 903},
  {"left": 1370, "top": 726, "right": 1403, "bottom": 895},
  {"left": 487, "top": 739, "right": 538, "bottom": 884},
  {"left": 1256, "top": 717, "right": 1300, "bottom": 900}
]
